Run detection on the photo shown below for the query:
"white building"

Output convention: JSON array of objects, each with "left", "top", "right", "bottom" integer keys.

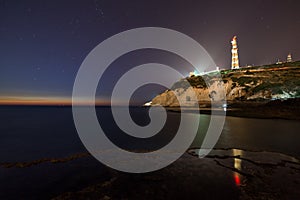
[{"left": 231, "top": 36, "right": 240, "bottom": 69}]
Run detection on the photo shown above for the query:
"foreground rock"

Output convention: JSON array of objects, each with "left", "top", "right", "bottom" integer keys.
[{"left": 53, "top": 149, "right": 300, "bottom": 200}]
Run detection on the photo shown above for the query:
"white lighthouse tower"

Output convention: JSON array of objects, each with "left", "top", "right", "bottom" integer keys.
[
  {"left": 231, "top": 36, "right": 240, "bottom": 69},
  {"left": 287, "top": 53, "right": 292, "bottom": 62}
]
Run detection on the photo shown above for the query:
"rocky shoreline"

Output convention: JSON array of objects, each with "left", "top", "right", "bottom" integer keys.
[
  {"left": 151, "top": 63, "right": 300, "bottom": 111},
  {"left": 52, "top": 149, "right": 300, "bottom": 200},
  {"left": 165, "top": 98, "right": 300, "bottom": 120}
]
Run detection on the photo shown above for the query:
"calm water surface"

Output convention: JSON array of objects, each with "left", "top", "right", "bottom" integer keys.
[
  {"left": 0, "top": 106, "right": 299, "bottom": 199},
  {"left": 0, "top": 106, "right": 299, "bottom": 161}
]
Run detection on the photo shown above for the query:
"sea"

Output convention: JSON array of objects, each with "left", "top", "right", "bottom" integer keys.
[{"left": 0, "top": 106, "right": 299, "bottom": 199}]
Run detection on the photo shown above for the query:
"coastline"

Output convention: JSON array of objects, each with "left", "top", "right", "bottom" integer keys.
[{"left": 165, "top": 98, "right": 300, "bottom": 120}]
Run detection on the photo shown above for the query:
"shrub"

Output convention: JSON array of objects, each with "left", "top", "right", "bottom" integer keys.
[{"left": 237, "top": 77, "right": 253, "bottom": 85}]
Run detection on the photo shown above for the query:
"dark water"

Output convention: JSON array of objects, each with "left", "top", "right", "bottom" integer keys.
[
  {"left": 0, "top": 106, "right": 300, "bottom": 199},
  {"left": 215, "top": 116, "right": 300, "bottom": 157}
]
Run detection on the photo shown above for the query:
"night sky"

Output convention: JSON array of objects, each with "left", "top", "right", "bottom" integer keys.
[{"left": 0, "top": 0, "right": 300, "bottom": 105}]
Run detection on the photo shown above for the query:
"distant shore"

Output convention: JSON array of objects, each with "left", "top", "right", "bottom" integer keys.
[{"left": 166, "top": 98, "right": 300, "bottom": 120}]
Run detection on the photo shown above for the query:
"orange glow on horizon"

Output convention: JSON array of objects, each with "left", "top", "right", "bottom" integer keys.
[{"left": 0, "top": 96, "right": 110, "bottom": 106}]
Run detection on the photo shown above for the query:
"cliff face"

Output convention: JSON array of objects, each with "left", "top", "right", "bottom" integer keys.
[{"left": 152, "top": 61, "right": 300, "bottom": 107}]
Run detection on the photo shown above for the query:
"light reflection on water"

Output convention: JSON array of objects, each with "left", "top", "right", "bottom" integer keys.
[
  {"left": 190, "top": 148, "right": 245, "bottom": 187},
  {"left": 232, "top": 149, "right": 243, "bottom": 186}
]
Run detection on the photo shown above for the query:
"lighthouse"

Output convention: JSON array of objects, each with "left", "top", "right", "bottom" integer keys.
[
  {"left": 287, "top": 53, "right": 292, "bottom": 62},
  {"left": 231, "top": 36, "right": 240, "bottom": 69}
]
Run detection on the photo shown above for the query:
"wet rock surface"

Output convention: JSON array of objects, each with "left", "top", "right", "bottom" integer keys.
[
  {"left": 52, "top": 153, "right": 240, "bottom": 200},
  {"left": 191, "top": 148, "right": 300, "bottom": 200},
  {"left": 7, "top": 148, "right": 295, "bottom": 200}
]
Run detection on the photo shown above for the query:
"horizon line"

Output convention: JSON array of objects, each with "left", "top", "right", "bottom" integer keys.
[{"left": 0, "top": 96, "right": 145, "bottom": 106}]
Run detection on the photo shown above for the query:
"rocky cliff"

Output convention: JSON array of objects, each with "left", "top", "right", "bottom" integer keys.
[{"left": 152, "top": 61, "right": 300, "bottom": 107}]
